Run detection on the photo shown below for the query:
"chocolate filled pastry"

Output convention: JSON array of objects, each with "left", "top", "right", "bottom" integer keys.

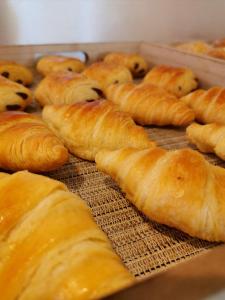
[
  {"left": 187, "top": 122, "right": 225, "bottom": 161},
  {"left": 36, "top": 55, "right": 86, "bottom": 76},
  {"left": 0, "top": 170, "right": 133, "bottom": 299},
  {"left": 83, "top": 61, "right": 132, "bottom": 92},
  {"left": 42, "top": 100, "right": 155, "bottom": 161},
  {"left": 144, "top": 65, "right": 198, "bottom": 97},
  {"left": 96, "top": 147, "right": 225, "bottom": 242},
  {"left": 34, "top": 71, "right": 104, "bottom": 106},
  {"left": 106, "top": 82, "right": 195, "bottom": 126},
  {"left": 0, "top": 75, "right": 32, "bottom": 112},
  {"left": 0, "top": 111, "right": 68, "bottom": 172},
  {"left": 0, "top": 60, "right": 33, "bottom": 86},
  {"left": 104, "top": 52, "right": 148, "bottom": 78},
  {"left": 181, "top": 86, "right": 225, "bottom": 125}
]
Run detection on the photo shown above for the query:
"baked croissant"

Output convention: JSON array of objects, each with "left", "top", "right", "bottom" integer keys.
[
  {"left": 42, "top": 100, "right": 155, "bottom": 161},
  {"left": 175, "top": 40, "right": 211, "bottom": 54},
  {"left": 96, "top": 147, "right": 225, "bottom": 242},
  {"left": 37, "top": 55, "right": 86, "bottom": 76},
  {"left": 34, "top": 71, "right": 104, "bottom": 106},
  {"left": 187, "top": 122, "right": 225, "bottom": 160},
  {"left": 0, "top": 60, "right": 33, "bottom": 86},
  {"left": 106, "top": 82, "right": 195, "bottom": 126},
  {"left": 83, "top": 62, "right": 132, "bottom": 92},
  {"left": 0, "top": 75, "right": 32, "bottom": 112},
  {"left": 104, "top": 52, "right": 148, "bottom": 78},
  {"left": 181, "top": 87, "right": 225, "bottom": 125},
  {"left": 0, "top": 170, "right": 133, "bottom": 300},
  {"left": 0, "top": 111, "right": 68, "bottom": 172},
  {"left": 143, "top": 65, "right": 198, "bottom": 97}
]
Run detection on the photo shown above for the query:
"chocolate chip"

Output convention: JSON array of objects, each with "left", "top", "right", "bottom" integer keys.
[
  {"left": 67, "top": 67, "right": 73, "bottom": 71},
  {"left": 178, "top": 86, "right": 182, "bottom": 91},
  {"left": 114, "top": 80, "right": 119, "bottom": 84},
  {"left": 16, "top": 79, "right": 23, "bottom": 84},
  {"left": 92, "top": 87, "right": 104, "bottom": 98},
  {"left": 6, "top": 104, "right": 21, "bottom": 111},
  {"left": 1, "top": 71, "right": 9, "bottom": 78},
  {"left": 134, "top": 63, "right": 139, "bottom": 70},
  {"left": 138, "top": 69, "right": 145, "bottom": 74},
  {"left": 16, "top": 92, "right": 28, "bottom": 100},
  {"left": 86, "top": 99, "right": 95, "bottom": 102}
]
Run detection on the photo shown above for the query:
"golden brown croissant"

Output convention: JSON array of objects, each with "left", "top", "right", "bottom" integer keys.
[
  {"left": 96, "top": 147, "right": 225, "bottom": 242},
  {"left": 106, "top": 82, "right": 195, "bottom": 126},
  {"left": 36, "top": 55, "right": 86, "bottom": 76},
  {"left": 104, "top": 52, "right": 148, "bottom": 78},
  {"left": 187, "top": 122, "right": 225, "bottom": 160},
  {"left": 0, "top": 111, "right": 68, "bottom": 172},
  {"left": 0, "top": 75, "right": 32, "bottom": 112},
  {"left": 181, "top": 86, "right": 225, "bottom": 125},
  {"left": 0, "top": 60, "right": 33, "bottom": 86},
  {"left": 143, "top": 65, "right": 198, "bottom": 97},
  {"left": 0, "top": 170, "right": 133, "bottom": 300},
  {"left": 34, "top": 71, "right": 104, "bottom": 106},
  {"left": 42, "top": 100, "right": 155, "bottom": 161},
  {"left": 83, "top": 61, "right": 133, "bottom": 92},
  {"left": 175, "top": 40, "right": 211, "bottom": 54}
]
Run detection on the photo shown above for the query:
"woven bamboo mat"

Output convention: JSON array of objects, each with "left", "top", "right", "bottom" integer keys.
[{"left": 47, "top": 126, "right": 223, "bottom": 279}]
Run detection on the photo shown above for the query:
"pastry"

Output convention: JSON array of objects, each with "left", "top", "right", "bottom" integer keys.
[
  {"left": 83, "top": 61, "right": 132, "bottom": 92},
  {"left": 34, "top": 71, "right": 104, "bottom": 106},
  {"left": 213, "top": 38, "right": 225, "bottom": 48},
  {"left": 104, "top": 52, "right": 148, "bottom": 78},
  {"left": 106, "top": 82, "right": 195, "bottom": 126},
  {"left": 37, "top": 55, "right": 86, "bottom": 76},
  {"left": 42, "top": 100, "right": 155, "bottom": 161},
  {"left": 175, "top": 40, "right": 211, "bottom": 54},
  {"left": 207, "top": 48, "right": 225, "bottom": 60},
  {"left": 0, "top": 60, "right": 33, "bottom": 86},
  {"left": 143, "top": 65, "right": 198, "bottom": 97},
  {"left": 0, "top": 75, "right": 32, "bottom": 112},
  {"left": 0, "top": 111, "right": 68, "bottom": 172},
  {"left": 181, "top": 87, "right": 225, "bottom": 125},
  {"left": 187, "top": 122, "right": 225, "bottom": 160},
  {"left": 0, "top": 170, "right": 133, "bottom": 299},
  {"left": 96, "top": 147, "right": 225, "bottom": 242}
]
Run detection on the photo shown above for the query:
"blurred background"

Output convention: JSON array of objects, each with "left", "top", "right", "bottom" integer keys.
[{"left": 0, "top": 0, "right": 225, "bottom": 45}]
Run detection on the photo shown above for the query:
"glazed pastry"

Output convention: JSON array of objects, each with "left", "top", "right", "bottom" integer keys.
[
  {"left": 143, "top": 65, "right": 198, "bottom": 97},
  {"left": 96, "top": 147, "right": 225, "bottom": 242},
  {"left": 37, "top": 55, "right": 86, "bottom": 76},
  {"left": 83, "top": 62, "right": 132, "bottom": 92},
  {"left": 42, "top": 100, "right": 155, "bottom": 161},
  {"left": 106, "top": 82, "right": 195, "bottom": 126},
  {"left": 0, "top": 60, "right": 33, "bottom": 86},
  {"left": 176, "top": 40, "right": 211, "bottom": 54},
  {"left": 207, "top": 48, "right": 225, "bottom": 60},
  {"left": 0, "top": 75, "right": 32, "bottom": 112},
  {"left": 181, "top": 87, "right": 225, "bottom": 125},
  {"left": 187, "top": 122, "right": 225, "bottom": 160},
  {"left": 104, "top": 52, "right": 148, "bottom": 78},
  {"left": 34, "top": 71, "right": 104, "bottom": 106},
  {"left": 0, "top": 170, "right": 133, "bottom": 300},
  {"left": 0, "top": 111, "right": 68, "bottom": 172}
]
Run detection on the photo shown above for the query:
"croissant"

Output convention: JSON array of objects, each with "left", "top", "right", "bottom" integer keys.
[
  {"left": 42, "top": 100, "right": 155, "bottom": 161},
  {"left": 104, "top": 52, "right": 148, "bottom": 78},
  {"left": 181, "top": 87, "right": 225, "bottom": 125},
  {"left": 0, "top": 75, "right": 32, "bottom": 112},
  {"left": 106, "top": 82, "right": 195, "bottom": 126},
  {"left": 143, "top": 65, "right": 198, "bottom": 97},
  {"left": 0, "top": 111, "right": 68, "bottom": 172},
  {"left": 83, "top": 62, "right": 132, "bottom": 92},
  {"left": 0, "top": 60, "right": 33, "bottom": 86},
  {"left": 0, "top": 170, "right": 133, "bottom": 300},
  {"left": 96, "top": 147, "right": 225, "bottom": 242},
  {"left": 34, "top": 71, "right": 104, "bottom": 106},
  {"left": 37, "top": 55, "right": 86, "bottom": 76},
  {"left": 175, "top": 40, "right": 211, "bottom": 54},
  {"left": 187, "top": 122, "right": 225, "bottom": 160}
]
